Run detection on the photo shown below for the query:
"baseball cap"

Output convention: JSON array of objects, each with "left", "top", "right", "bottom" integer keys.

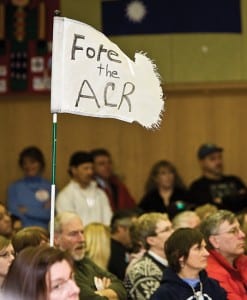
[
  {"left": 69, "top": 151, "right": 93, "bottom": 167},
  {"left": 197, "top": 143, "right": 223, "bottom": 159}
]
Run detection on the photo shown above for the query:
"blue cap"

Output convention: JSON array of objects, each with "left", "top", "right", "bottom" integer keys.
[{"left": 197, "top": 143, "right": 223, "bottom": 159}]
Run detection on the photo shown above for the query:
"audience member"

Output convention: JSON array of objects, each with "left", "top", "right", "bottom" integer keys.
[
  {"left": 200, "top": 210, "right": 247, "bottom": 300},
  {"left": 7, "top": 146, "right": 51, "bottom": 229},
  {"left": 0, "top": 205, "right": 12, "bottom": 238},
  {"left": 12, "top": 226, "right": 49, "bottom": 254},
  {"left": 54, "top": 211, "right": 126, "bottom": 300},
  {"left": 3, "top": 245, "right": 79, "bottom": 300},
  {"left": 56, "top": 151, "right": 112, "bottom": 226},
  {"left": 9, "top": 214, "right": 22, "bottom": 234},
  {"left": 139, "top": 160, "right": 188, "bottom": 218},
  {"left": 195, "top": 203, "right": 218, "bottom": 220},
  {"left": 0, "top": 236, "right": 14, "bottom": 288},
  {"left": 91, "top": 148, "right": 135, "bottom": 211},
  {"left": 84, "top": 222, "right": 111, "bottom": 270},
  {"left": 237, "top": 209, "right": 247, "bottom": 253},
  {"left": 0, "top": 204, "right": 7, "bottom": 216},
  {"left": 108, "top": 209, "right": 138, "bottom": 280},
  {"left": 151, "top": 228, "right": 227, "bottom": 300},
  {"left": 124, "top": 212, "right": 173, "bottom": 300},
  {"left": 172, "top": 211, "right": 201, "bottom": 230},
  {"left": 125, "top": 218, "right": 146, "bottom": 273},
  {"left": 188, "top": 143, "right": 247, "bottom": 212},
  {"left": 1, "top": 190, "right": 22, "bottom": 236}
]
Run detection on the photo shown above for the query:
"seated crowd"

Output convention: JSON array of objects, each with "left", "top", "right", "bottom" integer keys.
[{"left": 0, "top": 143, "right": 246, "bottom": 299}]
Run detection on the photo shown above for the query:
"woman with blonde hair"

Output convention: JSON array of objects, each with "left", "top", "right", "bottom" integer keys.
[{"left": 84, "top": 222, "right": 111, "bottom": 270}]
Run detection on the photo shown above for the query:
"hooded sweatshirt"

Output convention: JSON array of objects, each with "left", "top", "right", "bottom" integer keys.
[{"left": 151, "top": 268, "right": 227, "bottom": 300}]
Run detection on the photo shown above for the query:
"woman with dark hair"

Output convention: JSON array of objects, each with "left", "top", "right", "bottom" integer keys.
[
  {"left": 3, "top": 245, "right": 79, "bottom": 300},
  {"left": 139, "top": 160, "right": 188, "bottom": 218},
  {"left": 151, "top": 228, "right": 227, "bottom": 300},
  {"left": 7, "top": 146, "right": 51, "bottom": 229},
  {"left": 0, "top": 236, "right": 14, "bottom": 288}
]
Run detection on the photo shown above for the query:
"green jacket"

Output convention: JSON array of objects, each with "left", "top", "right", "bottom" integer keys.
[{"left": 75, "top": 256, "right": 127, "bottom": 300}]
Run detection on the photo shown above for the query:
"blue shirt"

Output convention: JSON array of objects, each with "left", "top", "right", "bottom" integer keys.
[{"left": 8, "top": 176, "right": 51, "bottom": 228}]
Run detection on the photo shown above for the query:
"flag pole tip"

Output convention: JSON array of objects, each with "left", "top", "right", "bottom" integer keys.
[{"left": 54, "top": 10, "right": 61, "bottom": 17}]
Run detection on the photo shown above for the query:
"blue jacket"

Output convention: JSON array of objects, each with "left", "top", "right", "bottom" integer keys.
[{"left": 8, "top": 176, "right": 51, "bottom": 228}]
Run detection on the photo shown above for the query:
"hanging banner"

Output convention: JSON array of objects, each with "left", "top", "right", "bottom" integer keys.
[
  {"left": 51, "top": 17, "right": 164, "bottom": 129},
  {"left": 0, "top": 0, "right": 59, "bottom": 94}
]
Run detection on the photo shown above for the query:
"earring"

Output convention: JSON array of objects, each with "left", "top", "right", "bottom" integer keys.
[{"left": 179, "top": 259, "right": 185, "bottom": 268}]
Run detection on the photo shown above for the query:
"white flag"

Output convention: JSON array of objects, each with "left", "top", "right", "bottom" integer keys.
[{"left": 51, "top": 17, "right": 164, "bottom": 129}]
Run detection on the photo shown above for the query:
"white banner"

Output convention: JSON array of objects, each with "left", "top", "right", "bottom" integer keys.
[{"left": 51, "top": 17, "right": 164, "bottom": 129}]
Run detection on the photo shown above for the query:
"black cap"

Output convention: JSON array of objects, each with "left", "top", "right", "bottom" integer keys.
[
  {"left": 197, "top": 144, "right": 223, "bottom": 159},
  {"left": 69, "top": 151, "right": 93, "bottom": 167}
]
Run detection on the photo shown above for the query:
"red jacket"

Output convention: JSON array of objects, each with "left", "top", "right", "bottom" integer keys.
[
  {"left": 206, "top": 250, "right": 247, "bottom": 300},
  {"left": 96, "top": 175, "right": 136, "bottom": 212}
]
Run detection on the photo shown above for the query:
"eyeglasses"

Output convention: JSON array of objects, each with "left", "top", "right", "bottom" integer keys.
[
  {"left": 155, "top": 226, "right": 173, "bottom": 235},
  {"left": 213, "top": 226, "right": 243, "bottom": 236}
]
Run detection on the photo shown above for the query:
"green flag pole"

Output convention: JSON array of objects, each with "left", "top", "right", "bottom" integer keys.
[
  {"left": 49, "top": 9, "right": 60, "bottom": 247},
  {"left": 50, "top": 113, "right": 57, "bottom": 246}
]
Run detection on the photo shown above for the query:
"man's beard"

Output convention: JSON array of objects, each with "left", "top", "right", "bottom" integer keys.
[
  {"left": 71, "top": 242, "right": 86, "bottom": 261},
  {"left": 60, "top": 242, "right": 86, "bottom": 261},
  {"left": 206, "top": 165, "right": 223, "bottom": 177}
]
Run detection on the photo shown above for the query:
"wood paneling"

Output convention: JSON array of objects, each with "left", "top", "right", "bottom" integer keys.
[{"left": 1, "top": 82, "right": 247, "bottom": 204}]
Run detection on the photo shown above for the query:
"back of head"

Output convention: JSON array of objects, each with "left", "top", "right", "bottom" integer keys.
[
  {"left": 195, "top": 204, "right": 218, "bottom": 221},
  {"left": 172, "top": 211, "right": 201, "bottom": 230},
  {"left": 84, "top": 222, "right": 110, "bottom": 269},
  {"left": 12, "top": 226, "right": 49, "bottom": 254},
  {"left": 165, "top": 228, "right": 204, "bottom": 273},
  {"left": 3, "top": 245, "right": 73, "bottom": 300},
  {"left": 200, "top": 210, "right": 236, "bottom": 249}
]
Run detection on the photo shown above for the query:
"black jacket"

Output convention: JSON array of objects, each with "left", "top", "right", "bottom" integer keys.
[
  {"left": 139, "top": 188, "right": 188, "bottom": 218},
  {"left": 188, "top": 175, "right": 247, "bottom": 212}
]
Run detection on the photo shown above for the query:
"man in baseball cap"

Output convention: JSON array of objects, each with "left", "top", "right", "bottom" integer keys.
[
  {"left": 188, "top": 143, "right": 247, "bottom": 213},
  {"left": 197, "top": 143, "right": 223, "bottom": 160}
]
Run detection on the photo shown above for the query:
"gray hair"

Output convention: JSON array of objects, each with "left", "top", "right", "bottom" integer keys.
[
  {"left": 200, "top": 210, "right": 236, "bottom": 249},
  {"left": 54, "top": 211, "right": 81, "bottom": 234}
]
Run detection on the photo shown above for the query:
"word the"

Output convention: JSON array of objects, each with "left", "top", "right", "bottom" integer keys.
[{"left": 97, "top": 63, "right": 120, "bottom": 78}]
